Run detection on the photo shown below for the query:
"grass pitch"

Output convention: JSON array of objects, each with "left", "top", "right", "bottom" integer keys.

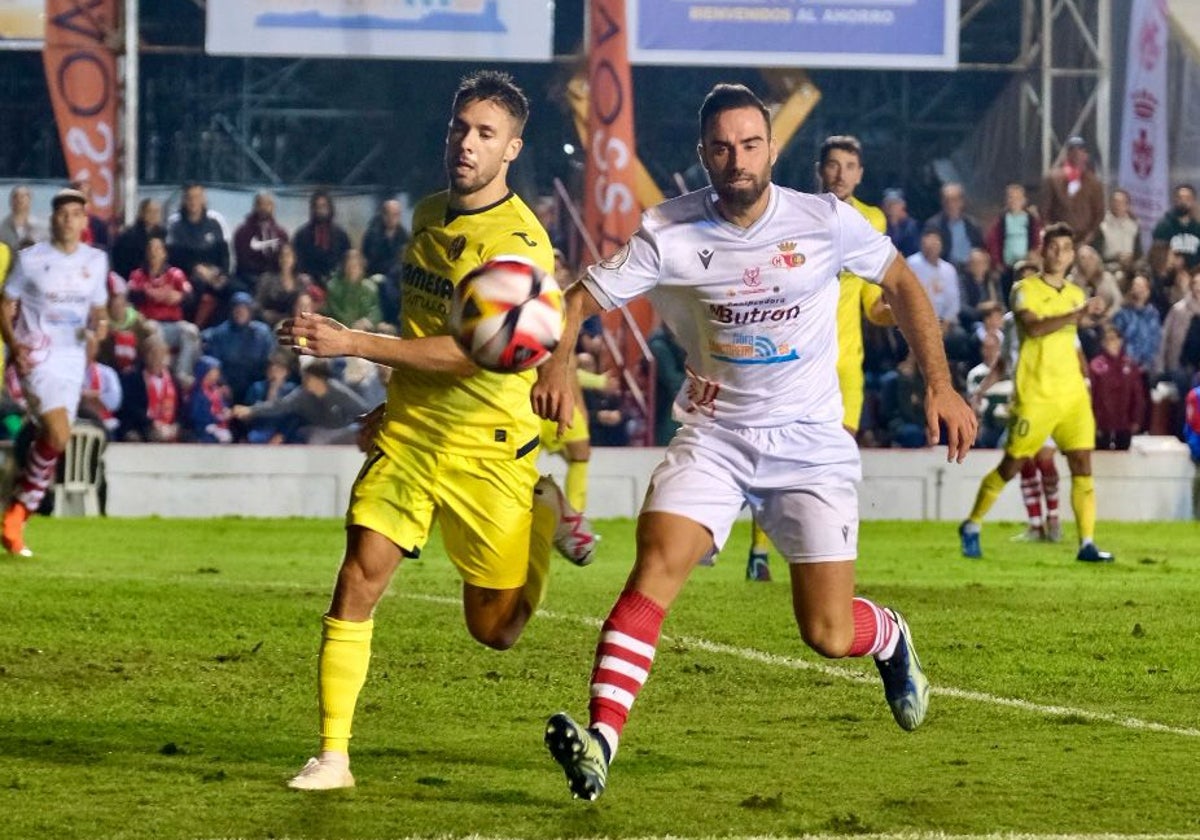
[{"left": 0, "top": 516, "right": 1197, "bottom": 840}]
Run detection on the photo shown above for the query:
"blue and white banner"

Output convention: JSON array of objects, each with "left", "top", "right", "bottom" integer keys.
[
  {"left": 206, "top": 0, "right": 553, "bottom": 62},
  {"left": 628, "top": 0, "right": 959, "bottom": 70}
]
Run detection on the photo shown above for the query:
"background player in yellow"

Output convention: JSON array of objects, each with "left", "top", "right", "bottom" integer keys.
[
  {"left": 746, "top": 135, "right": 894, "bottom": 581},
  {"left": 276, "top": 71, "right": 595, "bottom": 791},
  {"left": 959, "top": 222, "right": 1113, "bottom": 563},
  {"left": 538, "top": 248, "right": 596, "bottom": 521}
]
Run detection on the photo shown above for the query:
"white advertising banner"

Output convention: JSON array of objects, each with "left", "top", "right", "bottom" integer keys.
[
  {"left": 628, "top": 0, "right": 959, "bottom": 70},
  {"left": 206, "top": 0, "right": 553, "bottom": 62},
  {"left": 1118, "top": 0, "right": 1170, "bottom": 245}
]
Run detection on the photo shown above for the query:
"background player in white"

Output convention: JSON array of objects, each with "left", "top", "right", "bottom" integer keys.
[
  {"left": 0, "top": 189, "right": 109, "bottom": 555},
  {"left": 533, "top": 84, "right": 976, "bottom": 801}
]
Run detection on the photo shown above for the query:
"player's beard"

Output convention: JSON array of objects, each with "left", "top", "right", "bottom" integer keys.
[
  {"left": 712, "top": 166, "right": 771, "bottom": 215},
  {"left": 446, "top": 152, "right": 503, "bottom": 199}
]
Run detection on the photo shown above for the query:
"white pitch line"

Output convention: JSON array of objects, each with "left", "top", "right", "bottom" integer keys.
[{"left": 403, "top": 593, "right": 1200, "bottom": 739}]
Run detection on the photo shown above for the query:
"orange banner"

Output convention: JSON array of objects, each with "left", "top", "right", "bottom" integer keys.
[
  {"left": 584, "top": 0, "right": 639, "bottom": 259},
  {"left": 42, "top": 0, "right": 118, "bottom": 222}
]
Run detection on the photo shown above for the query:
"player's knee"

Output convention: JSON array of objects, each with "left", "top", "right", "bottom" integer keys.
[
  {"left": 466, "top": 621, "right": 518, "bottom": 651},
  {"left": 798, "top": 619, "right": 854, "bottom": 659},
  {"left": 44, "top": 426, "right": 71, "bottom": 453}
]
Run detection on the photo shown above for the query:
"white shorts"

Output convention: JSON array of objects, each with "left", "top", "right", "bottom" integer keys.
[
  {"left": 21, "top": 363, "right": 84, "bottom": 422},
  {"left": 643, "top": 420, "right": 861, "bottom": 562}
]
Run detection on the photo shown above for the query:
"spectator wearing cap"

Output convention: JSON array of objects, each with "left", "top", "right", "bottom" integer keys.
[
  {"left": 1040, "top": 136, "right": 1105, "bottom": 245},
  {"left": 881, "top": 188, "right": 920, "bottom": 256},
  {"left": 0, "top": 185, "right": 45, "bottom": 250},
  {"left": 985, "top": 183, "right": 1041, "bottom": 272},
  {"left": 1151, "top": 184, "right": 1200, "bottom": 271},
  {"left": 923, "top": 182, "right": 984, "bottom": 268},
  {"left": 200, "top": 291, "right": 275, "bottom": 405},
  {"left": 292, "top": 190, "right": 351, "bottom": 287},
  {"left": 112, "top": 198, "right": 165, "bottom": 281}
]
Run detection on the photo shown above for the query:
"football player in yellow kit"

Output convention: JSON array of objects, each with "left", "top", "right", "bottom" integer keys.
[
  {"left": 278, "top": 71, "right": 595, "bottom": 790},
  {"left": 747, "top": 135, "right": 893, "bottom": 581},
  {"left": 959, "top": 222, "right": 1113, "bottom": 562}
]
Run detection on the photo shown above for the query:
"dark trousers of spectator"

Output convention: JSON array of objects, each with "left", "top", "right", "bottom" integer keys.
[{"left": 1096, "top": 430, "right": 1132, "bottom": 451}]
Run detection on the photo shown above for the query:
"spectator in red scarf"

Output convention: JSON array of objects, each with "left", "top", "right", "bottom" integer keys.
[
  {"left": 187, "top": 355, "right": 232, "bottom": 443},
  {"left": 1040, "top": 136, "right": 1105, "bottom": 245},
  {"left": 292, "top": 190, "right": 350, "bottom": 288},
  {"left": 80, "top": 334, "right": 122, "bottom": 437},
  {"left": 117, "top": 334, "right": 180, "bottom": 442}
]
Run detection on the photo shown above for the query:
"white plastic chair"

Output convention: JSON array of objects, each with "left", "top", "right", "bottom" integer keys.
[{"left": 52, "top": 424, "right": 107, "bottom": 517}]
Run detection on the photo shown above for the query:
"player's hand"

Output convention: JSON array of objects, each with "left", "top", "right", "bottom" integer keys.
[
  {"left": 10, "top": 343, "right": 33, "bottom": 376},
  {"left": 277, "top": 312, "right": 354, "bottom": 358},
  {"left": 355, "top": 403, "right": 385, "bottom": 453},
  {"left": 231, "top": 405, "right": 251, "bottom": 420},
  {"left": 926, "top": 382, "right": 977, "bottom": 463},
  {"left": 531, "top": 358, "right": 575, "bottom": 436}
]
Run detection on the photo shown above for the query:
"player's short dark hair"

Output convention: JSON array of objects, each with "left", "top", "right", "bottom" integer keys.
[
  {"left": 1041, "top": 222, "right": 1075, "bottom": 249},
  {"left": 452, "top": 70, "right": 530, "bottom": 133},
  {"left": 698, "top": 84, "right": 771, "bottom": 140},
  {"left": 1175, "top": 183, "right": 1196, "bottom": 197},
  {"left": 818, "top": 135, "right": 863, "bottom": 167}
]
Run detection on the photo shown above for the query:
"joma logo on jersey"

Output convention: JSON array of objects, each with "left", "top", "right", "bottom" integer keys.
[
  {"left": 709, "top": 302, "right": 801, "bottom": 324},
  {"left": 402, "top": 263, "right": 453, "bottom": 299},
  {"left": 772, "top": 240, "right": 806, "bottom": 269}
]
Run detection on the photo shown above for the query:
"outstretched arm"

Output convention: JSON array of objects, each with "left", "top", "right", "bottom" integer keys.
[
  {"left": 277, "top": 312, "right": 477, "bottom": 376},
  {"left": 880, "top": 256, "right": 977, "bottom": 462}
]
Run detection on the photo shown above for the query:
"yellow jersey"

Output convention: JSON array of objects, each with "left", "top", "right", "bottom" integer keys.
[
  {"left": 1010, "top": 275, "right": 1087, "bottom": 405},
  {"left": 835, "top": 196, "right": 888, "bottom": 384},
  {"left": 0, "top": 241, "right": 10, "bottom": 283},
  {"left": 381, "top": 190, "right": 554, "bottom": 460}
]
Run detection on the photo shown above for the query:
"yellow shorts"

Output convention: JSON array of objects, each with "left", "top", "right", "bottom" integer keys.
[
  {"left": 539, "top": 405, "right": 589, "bottom": 454},
  {"left": 347, "top": 444, "right": 539, "bottom": 590},
  {"left": 1004, "top": 393, "right": 1095, "bottom": 459}
]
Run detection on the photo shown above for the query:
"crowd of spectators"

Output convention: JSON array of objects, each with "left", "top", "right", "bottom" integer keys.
[
  {"left": 0, "top": 182, "right": 402, "bottom": 446},
  {"left": 3, "top": 143, "right": 1200, "bottom": 452}
]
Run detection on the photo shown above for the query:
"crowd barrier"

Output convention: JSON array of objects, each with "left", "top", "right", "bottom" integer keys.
[{"left": 103, "top": 436, "right": 1197, "bottom": 521}]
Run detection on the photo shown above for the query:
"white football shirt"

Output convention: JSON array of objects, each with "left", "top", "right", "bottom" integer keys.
[
  {"left": 584, "top": 185, "right": 896, "bottom": 427},
  {"left": 5, "top": 241, "right": 109, "bottom": 368}
]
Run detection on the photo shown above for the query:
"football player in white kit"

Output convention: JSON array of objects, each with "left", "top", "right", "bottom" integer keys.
[
  {"left": 0, "top": 189, "right": 109, "bottom": 556},
  {"left": 534, "top": 84, "right": 977, "bottom": 801}
]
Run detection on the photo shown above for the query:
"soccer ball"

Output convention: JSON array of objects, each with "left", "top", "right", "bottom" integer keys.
[{"left": 451, "top": 255, "right": 564, "bottom": 373}]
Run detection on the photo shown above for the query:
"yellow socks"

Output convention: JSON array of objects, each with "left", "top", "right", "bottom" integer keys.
[
  {"left": 1071, "top": 475, "right": 1096, "bottom": 542},
  {"left": 524, "top": 498, "right": 557, "bottom": 610},
  {"left": 318, "top": 615, "right": 374, "bottom": 754},
  {"left": 968, "top": 468, "right": 1008, "bottom": 523},
  {"left": 565, "top": 460, "right": 588, "bottom": 513},
  {"left": 750, "top": 519, "right": 771, "bottom": 554}
]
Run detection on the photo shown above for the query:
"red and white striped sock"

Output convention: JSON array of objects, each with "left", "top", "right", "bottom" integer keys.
[
  {"left": 14, "top": 438, "right": 62, "bottom": 511},
  {"left": 1019, "top": 460, "right": 1043, "bottom": 528},
  {"left": 847, "top": 597, "right": 899, "bottom": 660},
  {"left": 588, "top": 589, "right": 666, "bottom": 760},
  {"left": 1040, "top": 458, "right": 1060, "bottom": 521}
]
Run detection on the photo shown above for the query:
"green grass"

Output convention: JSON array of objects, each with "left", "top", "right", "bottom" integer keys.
[{"left": 1, "top": 516, "right": 1198, "bottom": 839}]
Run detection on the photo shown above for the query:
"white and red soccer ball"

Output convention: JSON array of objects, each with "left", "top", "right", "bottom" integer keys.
[{"left": 451, "top": 255, "right": 564, "bottom": 373}]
